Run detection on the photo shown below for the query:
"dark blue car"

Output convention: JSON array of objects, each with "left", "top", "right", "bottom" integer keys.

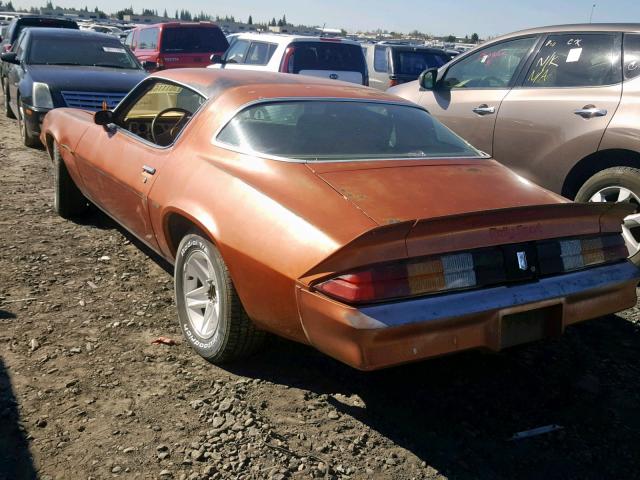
[{"left": 1, "top": 28, "right": 147, "bottom": 147}]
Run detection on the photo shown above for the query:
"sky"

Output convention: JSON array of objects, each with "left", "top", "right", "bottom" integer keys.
[{"left": 9, "top": 0, "right": 640, "bottom": 37}]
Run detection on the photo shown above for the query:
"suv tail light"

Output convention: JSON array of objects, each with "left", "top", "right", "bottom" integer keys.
[
  {"left": 280, "top": 46, "right": 295, "bottom": 73},
  {"left": 2, "top": 44, "right": 12, "bottom": 53},
  {"left": 388, "top": 77, "right": 399, "bottom": 87},
  {"left": 156, "top": 56, "right": 165, "bottom": 69}
]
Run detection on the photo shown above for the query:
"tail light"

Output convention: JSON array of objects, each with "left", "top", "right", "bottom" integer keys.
[
  {"left": 2, "top": 44, "right": 12, "bottom": 53},
  {"left": 537, "top": 233, "right": 627, "bottom": 275},
  {"left": 156, "top": 57, "right": 165, "bottom": 69},
  {"left": 315, "top": 233, "right": 628, "bottom": 305},
  {"left": 388, "top": 77, "right": 399, "bottom": 88},
  {"left": 280, "top": 46, "right": 295, "bottom": 73},
  {"left": 315, "top": 249, "right": 505, "bottom": 304}
]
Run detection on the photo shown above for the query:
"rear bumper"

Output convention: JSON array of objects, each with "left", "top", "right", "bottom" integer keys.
[{"left": 297, "top": 261, "right": 640, "bottom": 370}]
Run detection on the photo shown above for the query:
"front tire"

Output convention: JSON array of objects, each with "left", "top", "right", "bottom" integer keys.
[
  {"left": 3, "top": 79, "right": 15, "bottom": 119},
  {"left": 17, "top": 98, "right": 39, "bottom": 148},
  {"left": 175, "top": 234, "right": 265, "bottom": 363},
  {"left": 52, "top": 140, "right": 88, "bottom": 219},
  {"left": 575, "top": 166, "right": 640, "bottom": 264}
]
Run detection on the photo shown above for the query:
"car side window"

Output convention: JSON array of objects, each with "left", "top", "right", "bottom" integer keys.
[
  {"left": 245, "top": 42, "right": 277, "bottom": 65},
  {"left": 116, "top": 80, "right": 206, "bottom": 147},
  {"left": 124, "top": 31, "right": 133, "bottom": 48},
  {"left": 523, "top": 33, "right": 620, "bottom": 87},
  {"left": 623, "top": 33, "right": 640, "bottom": 80},
  {"left": 374, "top": 46, "right": 389, "bottom": 72},
  {"left": 138, "top": 28, "right": 159, "bottom": 50},
  {"left": 13, "top": 31, "right": 26, "bottom": 58},
  {"left": 224, "top": 39, "right": 250, "bottom": 64},
  {"left": 442, "top": 37, "right": 536, "bottom": 89}
]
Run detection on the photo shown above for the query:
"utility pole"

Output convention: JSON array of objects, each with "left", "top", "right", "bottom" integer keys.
[{"left": 589, "top": 3, "right": 596, "bottom": 23}]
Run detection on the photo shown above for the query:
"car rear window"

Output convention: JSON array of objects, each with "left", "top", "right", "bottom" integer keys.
[
  {"left": 287, "top": 42, "right": 365, "bottom": 74},
  {"left": 14, "top": 18, "right": 77, "bottom": 42},
  {"left": 28, "top": 37, "right": 140, "bottom": 69},
  {"left": 216, "top": 100, "right": 482, "bottom": 161},
  {"left": 161, "top": 27, "right": 228, "bottom": 53},
  {"left": 393, "top": 50, "right": 450, "bottom": 75}
]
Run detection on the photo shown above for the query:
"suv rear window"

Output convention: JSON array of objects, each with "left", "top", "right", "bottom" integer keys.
[
  {"left": 216, "top": 100, "right": 481, "bottom": 161},
  {"left": 393, "top": 50, "right": 450, "bottom": 75},
  {"left": 161, "top": 27, "right": 228, "bottom": 53},
  {"left": 288, "top": 42, "right": 365, "bottom": 74}
]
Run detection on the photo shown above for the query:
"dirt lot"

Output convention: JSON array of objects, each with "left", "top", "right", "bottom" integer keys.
[{"left": 1, "top": 100, "right": 640, "bottom": 480}]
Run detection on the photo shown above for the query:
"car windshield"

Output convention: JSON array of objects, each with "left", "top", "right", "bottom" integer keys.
[
  {"left": 28, "top": 37, "right": 140, "bottom": 69},
  {"left": 217, "top": 101, "right": 483, "bottom": 161},
  {"left": 161, "top": 27, "right": 228, "bottom": 53},
  {"left": 393, "top": 50, "right": 450, "bottom": 75}
]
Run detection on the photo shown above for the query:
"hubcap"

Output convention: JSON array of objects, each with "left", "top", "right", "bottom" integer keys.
[
  {"left": 589, "top": 185, "right": 640, "bottom": 256},
  {"left": 182, "top": 251, "right": 220, "bottom": 339}
]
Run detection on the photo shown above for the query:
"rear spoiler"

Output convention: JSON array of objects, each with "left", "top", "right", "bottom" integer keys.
[{"left": 300, "top": 202, "right": 634, "bottom": 284}]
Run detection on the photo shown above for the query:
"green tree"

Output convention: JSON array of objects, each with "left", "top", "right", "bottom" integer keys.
[
  {"left": 471, "top": 32, "right": 479, "bottom": 43},
  {"left": 5, "top": 1, "right": 15, "bottom": 11},
  {"left": 247, "top": 15, "right": 252, "bottom": 25},
  {"left": 446, "top": 34, "right": 456, "bottom": 43},
  {"left": 175, "top": 9, "right": 179, "bottom": 19},
  {"left": 282, "top": 14, "right": 287, "bottom": 25}
]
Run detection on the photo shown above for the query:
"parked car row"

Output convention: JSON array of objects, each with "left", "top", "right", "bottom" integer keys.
[{"left": 2, "top": 19, "right": 640, "bottom": 371}]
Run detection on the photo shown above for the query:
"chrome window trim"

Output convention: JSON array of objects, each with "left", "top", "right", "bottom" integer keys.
[{"left": 211, "top": 97, "right": 488, "bottom": 163}]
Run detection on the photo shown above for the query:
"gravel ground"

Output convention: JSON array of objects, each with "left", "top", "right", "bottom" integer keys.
[{"left": 1, "top": 99, "right": 640, "bottom": 480}]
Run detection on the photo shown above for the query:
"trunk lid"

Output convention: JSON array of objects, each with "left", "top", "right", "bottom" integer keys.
[{"left": 308, "top": 159, "right": 565, "bottom": 226}]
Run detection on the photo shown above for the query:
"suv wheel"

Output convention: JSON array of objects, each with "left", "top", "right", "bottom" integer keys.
[
  {"left": 575, "top": 167, "right": 640, "bottom": 263},
  {"left": 174, "top": 234, "right": 266, "bottom": 363}
]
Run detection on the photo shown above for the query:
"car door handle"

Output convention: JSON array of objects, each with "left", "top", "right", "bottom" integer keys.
[
  {"left": 472, "top": 104, "right": 496, "bottom": 115},
  {"left": 574, "top": 105, "right": 608, "bottom": 119},
  {"left": 142, "top": 165, "right": 156, "bottom": 175}
]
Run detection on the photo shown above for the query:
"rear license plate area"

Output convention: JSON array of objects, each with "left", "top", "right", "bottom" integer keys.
[{"left": 500, "top": 304, "right": 562, "bottom": 349}]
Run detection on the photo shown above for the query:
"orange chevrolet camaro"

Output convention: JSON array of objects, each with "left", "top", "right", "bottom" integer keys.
[{"left": 40, "top": 69, "right": 640, "bottom": 370}]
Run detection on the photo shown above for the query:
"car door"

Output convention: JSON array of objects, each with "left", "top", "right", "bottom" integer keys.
[
  {"left": 73, "top": 79, "right": 206, "bottom": 249},
  {"left": 493, "top": 32, "right": 623, "bottom": 193},
  {"left": 417, "top": 36, "right": 538, "bottom": 154},
  {"left": 7, "top": 30, "right": 26, "bottom": 113}
]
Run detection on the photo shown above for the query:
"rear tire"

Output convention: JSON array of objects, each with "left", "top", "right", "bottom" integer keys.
[
  {"left": 17, "top": 98, "right": 39, "bottom": 148},
  {"left": 175, "top": 234, "right": 266, "bottom": 363},
  {"left": 52, "top": 140, "right": 88, "bottom": 219},
  {"left": 4, "top": 79, "right": 15, "bottom": 119},
  {"left": 575, "top": 166, "right": 640, "bottom": 265}
]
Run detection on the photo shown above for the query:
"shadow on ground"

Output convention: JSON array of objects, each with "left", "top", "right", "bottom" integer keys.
[
  {"left": 226, "top": 314, "right": 640, "bottom": 480},
  {"left": 0, "top": 357, "right": 36, "bottom": 480}
]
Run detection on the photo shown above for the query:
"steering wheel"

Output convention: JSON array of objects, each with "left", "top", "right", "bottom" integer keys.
[{"left": 151, "top": 107, "right": 191, "bottom": 145}]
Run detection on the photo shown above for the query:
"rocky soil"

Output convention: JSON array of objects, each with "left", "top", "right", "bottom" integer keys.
[{"left": 1, "top": 100, "right": 640, "bottom": 480}]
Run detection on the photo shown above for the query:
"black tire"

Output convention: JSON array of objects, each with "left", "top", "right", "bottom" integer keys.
[
  {"left": 575, "top": 166, "right": 640, "bottom": 264},
  {"left": 175, "top": 234, "right": 265, "bottom": 363},
  {"left": 17, "top": 98, "right": 40, "bottom": 148},
  {"left": 52, "top": 140, "right": 88, "bottom": 219},
  {"left": 3, "top": 79, "right": 15, "bottom": 119}
]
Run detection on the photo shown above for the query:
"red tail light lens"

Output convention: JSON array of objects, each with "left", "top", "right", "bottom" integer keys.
[
  {"left": 2, "top": 44, "right": 12, "bottom": 53},
  {"left": 280, "top": 46, "right": 295, "bottom": 73},
  {"left": 389, "top": 78, "right": 399, "bottom": 87}
]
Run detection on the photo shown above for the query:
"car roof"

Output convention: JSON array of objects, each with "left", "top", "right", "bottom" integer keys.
[
  {"left": 231, "top": 33, "right": 361, "bottom": 46},
  {"left": 137, "top": 22, "right": 221, "bottom": 30},
  {"left": 492, "top": 22, "right": 640, "bottom": 42},
  {"left": 26, "top": 27, "right": 119, "bottom": 41},
  {"left": 15, "top": 16, "right": 77, "bottom": 24},
  {"left": 153, "top": 68, "right": 411, "bottom": 107}
]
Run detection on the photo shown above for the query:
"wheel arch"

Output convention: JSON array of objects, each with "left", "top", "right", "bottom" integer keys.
[
  {"left": 163, "top": 209, "right": 218, "bottom": 261},
  {"left": 561, "top": 149, "right": 640, "bottom": 199}
]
